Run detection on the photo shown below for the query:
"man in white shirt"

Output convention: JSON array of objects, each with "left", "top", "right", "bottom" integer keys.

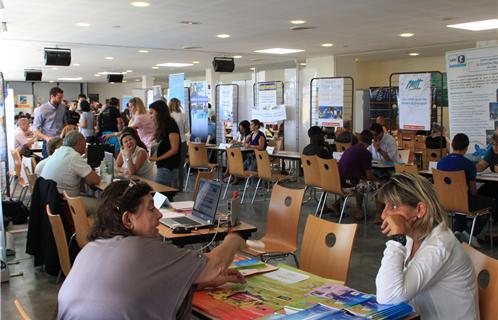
[
  {"left": 368, "top": 123, "right": 398, "bottom": 162},
  {"left": 40, "top": 131, "right": 101, "bottom": 215}
]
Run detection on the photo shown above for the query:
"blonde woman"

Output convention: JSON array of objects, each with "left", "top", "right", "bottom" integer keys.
[
  {"left": 128, "top": 97, "right": 156, "bottom": 150},
  {"left": 375, "top": 173, "right": 477, "bottom": 320},
  {"left": 168, "top": 98, "right": 189, "bottom": 190}
]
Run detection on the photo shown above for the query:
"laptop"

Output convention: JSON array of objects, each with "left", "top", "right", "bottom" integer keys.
[
  {"left": 87, "top": 144, "right": 114, "bottom": 168},
  {"left": 160, "top": 179, "right": 222, "bottom": 229}
]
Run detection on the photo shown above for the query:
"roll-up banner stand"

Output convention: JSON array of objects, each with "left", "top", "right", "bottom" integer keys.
[{"left": 0, "top": 72, "right": 10, "bottom": 282}]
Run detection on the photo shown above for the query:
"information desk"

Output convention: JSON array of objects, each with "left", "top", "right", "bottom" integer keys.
[
  {"left": 192, "top": 263, "right": 418, "bottom": 320},
  {"left": 419, "top": 169, "right": 498, "bottom": 183},
  {"left": 95, "top": 175, "right": 178, "bottom": 193},
  {"left": 157, "top": 221, "right": 257, "bottom": 247}
]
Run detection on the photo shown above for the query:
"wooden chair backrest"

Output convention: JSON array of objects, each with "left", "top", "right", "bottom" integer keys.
[
  {"left": 262, "top": 184, "right": 305, "bottom": 253},
  {"left": 226, "top": 147, "right": 246, "bottom": 177},
  {"left": 274, "top": 138, "right": 284, "bottom": 151},
  {"left": 46, "top": 205, "right": 71, "bottom": 276},
  {"left": 188, "top": 143, "right": 209, "bottom": 168},
  {"left": 14, "top": 299, "right": 31, "bottom": 320},
  {"left": 11, "top": 149, "right": 22, "bottom": 177},
  {"left": 301, "top": 154, "right": 321, "bottom": 187},
  {"left": 254, "top": 150, "right": 272, "bottom": 180},
  {"left": 394, "top": 164, "right": 418, "bottom": 175},
  {"left": 414, "top": 135, "right": 426, "bottom": 152},
  {"left": 424, "top": 148, "right": 445, "bottom": 164},
  {"left": 432, "top": 169, "right": 469, "bottom": 213},
  {"left": 401, "top": 140, "right": 415, "bottom": 153},
  {"left": 335, "top": 142, "right": 351, "bottom": 152},
  {"left": 397, "top": 149, "right": 411, "bottom": 164},
  {"left": 317, "top": 158, "right": 344, "bottom": 195},
  {"left": 300, "top": 215, "right": 357, "bottom": 283},
  {"left": 64, "top": 192, "right": 90, "bottom": 248},
  {"left": 463, "top": 243, "right": 498, "bottom": 320},
  {"left": 193, "top": 171, "right": 216, "bottom": 200},
  {"left": 23, "top": 166, "right": 37, "bottom": 191}
]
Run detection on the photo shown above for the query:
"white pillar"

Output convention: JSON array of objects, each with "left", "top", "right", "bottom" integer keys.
[{"left": 141, "top": 75, "right": 153, "bottom": 89}]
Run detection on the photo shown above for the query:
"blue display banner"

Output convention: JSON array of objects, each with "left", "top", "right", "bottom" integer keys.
[{"left": 168, "top": 73, "right": 185, "bottom": 107}]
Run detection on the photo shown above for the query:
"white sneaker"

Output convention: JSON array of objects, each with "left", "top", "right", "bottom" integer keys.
[{"left": 462, "top": 231, "right": 481, "bottom": 248}]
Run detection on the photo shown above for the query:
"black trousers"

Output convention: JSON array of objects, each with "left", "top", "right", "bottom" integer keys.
[{"left": 454, "top": 193, "right": 494, "bottom": 235}]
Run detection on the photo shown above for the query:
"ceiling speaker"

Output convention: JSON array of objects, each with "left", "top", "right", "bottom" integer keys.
[
  {"left": 212, "top": 57, "right": 235, "bottom": 72},
  {"left": 44, "top": 48, "right": 71, "bottom": 66},
  {"left": 107, "top": 74, "right": 123, "bottom": 83},
  {"left": 24, "top": 70, "right": 42, "bottom": 81}
]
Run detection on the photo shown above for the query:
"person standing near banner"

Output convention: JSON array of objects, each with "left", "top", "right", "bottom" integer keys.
[
  {"left": 169, "top": 98, "right": 189, "bottom": 190},
  {"left": 33, "top": 87, "right": 66, "bottom": 158}
]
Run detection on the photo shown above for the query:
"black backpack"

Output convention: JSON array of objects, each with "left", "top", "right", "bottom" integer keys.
[{"left": 2, "top": 200, "right": 29, "bottom": 225}]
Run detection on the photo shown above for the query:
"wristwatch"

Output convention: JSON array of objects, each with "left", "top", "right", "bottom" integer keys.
[{"left": 390, "top": 234, "right": 407, "bottom": 246}]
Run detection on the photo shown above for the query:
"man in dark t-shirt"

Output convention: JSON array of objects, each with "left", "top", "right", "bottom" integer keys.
[
  {"left": 335, "top": 120, "right": 358, "bottom": 145},
  {"left": 303, "top": 126, "right": 333, "bottom": 159},
  {"left": 98, "top": 97, "right": 121, "bottom": 133},
  {"left": 339, "top": 130, "right": 378, "bottom": 220}
]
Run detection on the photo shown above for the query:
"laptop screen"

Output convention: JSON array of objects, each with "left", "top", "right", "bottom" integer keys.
[{"left": 193, "top": 179, "right": 222, "bottom": 223}]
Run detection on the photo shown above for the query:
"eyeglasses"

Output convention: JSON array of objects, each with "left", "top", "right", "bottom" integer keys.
[{"left": 115, "top": 178, "right": 139, "bottom": 212}]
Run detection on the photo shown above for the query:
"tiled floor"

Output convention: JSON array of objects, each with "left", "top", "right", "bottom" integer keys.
[{"left": 2, "top": 179, "right": 497, "bottom": 319}]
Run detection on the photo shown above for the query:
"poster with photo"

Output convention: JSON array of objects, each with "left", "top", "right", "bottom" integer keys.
[
  {"left": 446, "top": 46, "right": 498, "bottom": 154},
  {"left": 190, "top": 81, "right": 209, "bottom": 141},
  {"left": 317, "top": 78, "right": 344, "bottom": 127},
  {"left": 253, "top": 82, "right": 286, "bottom": 122},
  {"left": 398, "top": 73, "right": 432, "bottom": 131}
]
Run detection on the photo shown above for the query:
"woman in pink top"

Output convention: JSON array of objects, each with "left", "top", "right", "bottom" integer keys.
[{"left": 128, "top": 97, "right": 156, "bottom": 150}]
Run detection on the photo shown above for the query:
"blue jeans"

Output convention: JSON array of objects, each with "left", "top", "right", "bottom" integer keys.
[
  {"left": 155, "top": 167, "right": 179, "bottom": 188},
  {"left": 42, "top": 140, "right": 48, "bottom": 158}
]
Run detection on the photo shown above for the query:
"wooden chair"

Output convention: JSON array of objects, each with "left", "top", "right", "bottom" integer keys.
[
  {"left": 193, "top": 170, "right": 216, "bottom": 200},
  {"left": 244, "top": 184, "right": 305, "bottom": 266},
  {"left": 301, "top": 154, "right": 323, "bottom": 215},
  {"left": 14, "top": 299, "right": 31, "bottom": 320},
  {"left": 335, "top": 142, "right": 351, "bottom": 152},
  {"left": 316, "top": 158, "right": 358, "bottom": 223},
  {"left": 64, "top": 192, "right": 90, "bottom": 249},
  {"left": 414, "top": 135, "right": 426, "bottom": 152},
  {"left": 397, "top": 149, "right": 411, "bottom": 164},
  {"left": 185, "top": 143, "right": 218, "bottom": 191},
  {"left": 223, "top": 147, "right": 256, "bottom": 203},
  {"left": 251, "top": 150, "right": 290, "bottom": 204},
  {"left": 46, "top": 205, "right": 72, "bottom": 280},
  {"left": 10, "top": 149, "right": 29, "bottom": 200},
  {"left": 394, "top": 164, "right": 418, "bottom": 175},
  {"left": 300, "top": 215, "right": 358, "bottom": 283},
  {"left": 424, "top": 148, "right": 445, "bottom": 169},
  {"left": 433, "top": 169, "right": 493, "bottom": 248},
  {"left": 463, "top": 243, "right": 498, "bottom": 320}
]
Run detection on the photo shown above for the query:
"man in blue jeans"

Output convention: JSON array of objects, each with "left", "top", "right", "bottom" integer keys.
[{"left": 437, "top": 133, "right": 494, "bottom": 248}]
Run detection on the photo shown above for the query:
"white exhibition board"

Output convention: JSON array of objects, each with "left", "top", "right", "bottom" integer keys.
[
  {"left": 398, "top": 73, "right": 431, "bottom": 131},
  {"left": 446, "top": 46, "right": 498, "bottom": 154},
  {"left": 253, "top": 81, "right": 286, "bottom": 123},
  {"left": 316, "top": 78, "right": 344, "bottom": 127}
]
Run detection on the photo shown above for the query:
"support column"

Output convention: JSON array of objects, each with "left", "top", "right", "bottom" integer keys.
[{"left": 142, "top": 75, "right": 153, "bottom": 89}]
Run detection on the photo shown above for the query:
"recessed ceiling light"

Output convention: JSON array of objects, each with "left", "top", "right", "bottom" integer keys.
[
  {"left": 249, "top": 67, "right": 256, "bottom": 71},
  {"left": 126, "top": 70, "right": 133, "bottom": 72},
  {"left": 51, "top": 67, "right": 59, "bottom": 70},
  {"left": 72, "top": 63, "right": 80, "bottom": 66},
  {"left": 233, "top": 55, "right": 242, "bottom": 59},
  {"left": 105, "top": 56, "right": 114, "bottom": 60},
  {"left": 300, "top": 63, "right": 307, "bottom": 66},
  {"left": 130, "top": 1, "right": 150, "bottom": 7},
  {"left": 290, "top": 20, "right": 306, "bottom": 24},
  {"left": 399, "top": 33, "right": 414, "bottom": 37},
  {"left": 179, "top": 21, "right": 201, "bottom": 25},
  {"left": 138, "top": 49, "right": 149, "bottom": 53},
  {"left": 58, "top": 77, "right": 83, "bottom": 81},
  {"left": 152, "top": 66, "right": 159, "bottom": 69},
  {"left": 135, "top": 79, "right": 141, "bottom": 82},
  {"left": 192, "top": 61, "right": 200, "bottom": 64},
  {"left": 156, "top": 62, "right": 194, "bottom": 67},
  {"left": 49, "top": 80, "right": 54, "bottom": 83},
  {"left": 408, "top": 52, "right": 420, "bottom": 56},
  {"left": 216, "top": 34, "right": 230, "bottom": 38},
  {"left": 94, "top": 74, "right": 101, "bottom": 77},
  {"left": 76, "top": 22, "right": 90, "bottom": 27},
  {"left": 110, "top": 82, "right": 115, "bottom": 84},
  {"left": 447, "top": 19, "right": 498, "bottom": 31},
  {"left": 123, "top": 80, "right": 127, "bottom": 83},
  {"left": 254, "top": 48, "right": 304, "bottom": 54},
  {"left": 321, "top": 43, "right": 334, "bottom": 47}
]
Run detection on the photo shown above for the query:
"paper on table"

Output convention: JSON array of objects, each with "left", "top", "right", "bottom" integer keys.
[
  {"left": 153, "top": 192, "right": 167, "bottom": 209},
  {"left": 170, "top": 201, "right": 195, "bottom": 210},
  {"left": 263, "top": 268, "right": 310, "bottom": 284},
  {"left": 160, "top": 208, "right": 184, "bottom": 219}
]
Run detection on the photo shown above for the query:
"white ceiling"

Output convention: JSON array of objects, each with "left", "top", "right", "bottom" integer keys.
[{"left": 0, "top": 0, "right": 497, "bottom": 82}]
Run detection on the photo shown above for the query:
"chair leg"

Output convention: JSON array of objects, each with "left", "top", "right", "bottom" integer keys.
[
  {"left": 319, "top": 193, "right": 329, "bottom": 218},
  {"left": 338, "top": 195, "right": 350, "bottom": 224},
  {"left": 489, "top": 216, "right": 493, "bottom": 249},
  {"left": 184, "top": 167, "right": 191, "bottom": 191},
  {"left": 251, "top": 178, "right": 262, "bottom": 204},
  {"left": 241, "top": 177, "right": 251, "bottom": 204},
  {"left": 55, "top": 270, "right": 62, "bottom": 284},
  {"left": 315, "top": 192, "right": 325, "bottom": 216},
  {"left": 223, "top": 175, "right": 232, "bottom": 199},
  {"left": 290, "top": 253, "right": 300, "bottom": 268},
  {"left": 468, "top": 216, "right": 477, "bottom": 246}
]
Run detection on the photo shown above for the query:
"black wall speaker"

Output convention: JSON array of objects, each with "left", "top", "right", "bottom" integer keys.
[
  {"left": 212, "top": 57, "right": 235, "bottom": 72},
  {"left": 107, "top": 74, "right": 123, "bottom": 83},
  {"left": 44, "top": 48, "right": 71, "bottom": 66},
  {"left": 24, "top": 70, "right": 42, "bottom": 81}
]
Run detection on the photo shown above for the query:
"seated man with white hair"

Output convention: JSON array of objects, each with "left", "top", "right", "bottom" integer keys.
[
  {"left": 15, "top": 117, "right": 40, "bottom": 160},
  {"left": 40, "top": 131, "right": 101, "bottom": 215}
]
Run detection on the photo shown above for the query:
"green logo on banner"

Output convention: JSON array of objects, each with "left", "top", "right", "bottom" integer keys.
[{"left": 406, "top": 79, "right": 423, "bottom": 90}]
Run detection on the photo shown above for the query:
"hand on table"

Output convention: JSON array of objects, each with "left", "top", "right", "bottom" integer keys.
[
  {"left": 199, "top": 269, "right": 246, "bottom": 289},
  {"left": 381, "top": 215, "right": 410, "bottom": 237}
]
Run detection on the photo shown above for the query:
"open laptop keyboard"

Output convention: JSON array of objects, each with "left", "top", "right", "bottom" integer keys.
[{"left": 171, "top": 217, "right": 201, "bottom": 226}]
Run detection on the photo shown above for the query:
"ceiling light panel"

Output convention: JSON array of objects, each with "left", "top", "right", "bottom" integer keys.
[
  {"left": 447, "top": 19, "right": 498, "bottom": 31},
  {"left": 156, "top": 62, "right": 193, "bottom": 67},
  {"left": 254, "top": 48, "right": 304, "bottom": 54}
]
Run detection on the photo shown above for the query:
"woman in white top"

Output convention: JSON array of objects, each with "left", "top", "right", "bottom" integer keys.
[
  {"left": 168, "top": 98, "right": 189, "bottom": 190},
  {"left": 127, "top": 97, "right": 156, "bottom": 150},
  {"left": 116, "top": 130, "right": 154, "bottom": 180},
  {"left": 376, "top": 173, "right": 477, "bottom": 320},
  {"left": 78, "top": 100, "right": 95, "bottom": 142}
]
